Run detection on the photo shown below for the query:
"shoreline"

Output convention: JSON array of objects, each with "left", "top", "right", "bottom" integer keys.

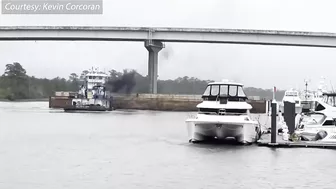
[{"left": 0, "top": 98, "right": 49, "bottom": 102}]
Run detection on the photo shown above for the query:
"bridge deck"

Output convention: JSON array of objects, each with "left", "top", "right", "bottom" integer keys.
[
  {"left": 1, "top": 26, "right": 336, "bottom": 36},
  {"left": 1, "top": 26, "right": 336, "bottom": 47}
]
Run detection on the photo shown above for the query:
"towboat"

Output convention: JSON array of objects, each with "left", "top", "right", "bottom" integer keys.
[
  {"left": 63, "top": 67, "right": 113, "bottom": 112},
  {"left": 185, "top": 80, "right": 261, "bottom": 144}
]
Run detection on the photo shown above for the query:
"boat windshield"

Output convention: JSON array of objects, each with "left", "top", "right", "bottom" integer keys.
[
  {"left": 203, "top": 84, "right": 246, "bottom": 97},
  {"left": 322, "top": 94, "right": 336, "bottom": 107},
  {"left": 301, "top": 114, "right": 326, "bottom": 125}
]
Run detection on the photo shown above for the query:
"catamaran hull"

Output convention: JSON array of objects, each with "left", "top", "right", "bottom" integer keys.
[{"left": 186, "top": 120, "right": 260, "bottom": 144}]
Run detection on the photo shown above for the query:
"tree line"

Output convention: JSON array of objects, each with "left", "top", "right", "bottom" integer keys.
[{"left": 0, "top": 62, "right": 285, "bottom": 101}]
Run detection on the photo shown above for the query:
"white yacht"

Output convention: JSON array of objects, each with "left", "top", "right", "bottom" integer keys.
[
  {"left": 300, "top": 88, "right": 316, "bottom": 112},
  {"left": 314, "top": 93, "right": 336, "bottom": 117},
  {"left": 314, "top": 77, "right": 329, "bottom": 102},
  {"left": 279, "top": 89, "right": 303, "bottom": 114},
  {"left": 185, "top": 80, "right": 261, "bottom": 144},
  {"left": 299, "top": 77, "right": 330, "bottom": 112},
  {"left": 64, "top": 67, "right": 113, "bottom": 112}
]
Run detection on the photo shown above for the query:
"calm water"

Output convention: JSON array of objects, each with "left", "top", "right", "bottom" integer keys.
[{"left": 0, "top": 102, "right": 335, "bottom": 189}]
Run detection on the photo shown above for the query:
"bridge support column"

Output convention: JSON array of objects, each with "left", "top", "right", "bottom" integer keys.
[{"left": 145, "top": 40, "right": 164, "bottom": 94}]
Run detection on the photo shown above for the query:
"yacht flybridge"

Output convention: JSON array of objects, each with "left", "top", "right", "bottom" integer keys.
[{"left": 186, "top": 80, "right": 261, "bottom": 144}]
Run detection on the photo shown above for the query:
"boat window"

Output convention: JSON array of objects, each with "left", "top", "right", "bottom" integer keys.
[
  {"left": 220, "top": 85, "right": 228, "bottom": 95},
  {"left": 98, "top": 76, "right": 103, "bottom": 80},
  {"left": 229, "top": 85, "right": 237, "bottom": 96},
  {"left": 237, "top": 86, "right": 246, "bottom": 97},
  {"left": 322, "top": 120, "right": 335, "bottom": 126},
  {"left": 322, "top": 95, "right": 336, "bottom": 107},
  {"left": 203, "top": 86, "right": 211, "bottom": 96},
  {"left": 88, "top": 76, "right": 92, "bottom": 79},
  {"left": 198, "top": 108, "right": 247, "bottom": 115},
  {"left": 315, "top": 103, "right": 326, "bottom": 111},
  {"left": 210, "top": 85, "right": 219, "bottom": 96},
  {"left": 198, "top": 108, "right": 218, "bottom": 114}
]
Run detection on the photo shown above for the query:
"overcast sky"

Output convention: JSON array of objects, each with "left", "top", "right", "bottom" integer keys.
[{"left": 1, "top": 0, "right": 336, "bottom": 90}]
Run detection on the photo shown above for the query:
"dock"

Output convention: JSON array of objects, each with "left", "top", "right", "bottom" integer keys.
[
  {"left": 256, "top": 100, "right": 336, "bottom": 149},
  {"left": 257, "top": 133, "right": 336, "bottom": 149}
]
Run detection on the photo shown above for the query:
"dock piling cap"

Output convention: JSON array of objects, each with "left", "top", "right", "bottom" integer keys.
[{"left": 285, "top": 98, "right": 295, "bottom": 103}]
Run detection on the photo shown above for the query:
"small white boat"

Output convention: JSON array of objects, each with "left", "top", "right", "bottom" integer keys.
[
  {"left": 295, "top": 93, "right": 336, "bottom": 142},
  {"left": 185, "top": 80, "right": 261, "bottom": 144},
  {"left": 295, "top": 112, "right": 336, "bottom": 141}
]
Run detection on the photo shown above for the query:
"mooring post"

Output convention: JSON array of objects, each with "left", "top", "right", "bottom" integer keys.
[
  {"left": 271, "top": 100, "right": 277, "bottom": 144},
  {"left": 108, "top": 96, "right": 113, "bottom": 111},
  {"left": 284, "top": 101, "right": 296, "bottom": 134},
  {"left": 49, "top": 96, "right": 51, "bottom": 108}
]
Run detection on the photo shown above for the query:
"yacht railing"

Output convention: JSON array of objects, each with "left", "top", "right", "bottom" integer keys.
[{"left": 198, "top": 112, "right": 248, "bottom": 116}]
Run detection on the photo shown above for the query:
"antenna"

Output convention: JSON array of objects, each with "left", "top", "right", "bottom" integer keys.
[
  {"left": 303, "top": 78, "right": 311, "bottom": 101},
  {"left": 330, "top": 80, "right": 335, "bottom": 93}
]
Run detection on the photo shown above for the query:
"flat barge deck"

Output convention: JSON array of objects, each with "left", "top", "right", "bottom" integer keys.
[{"left": 49, "top": 93, "right": 269, "bottom": 113}]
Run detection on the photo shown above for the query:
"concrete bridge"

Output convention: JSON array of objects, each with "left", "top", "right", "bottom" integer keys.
[{"left": 2, "top": 26, "right": 336, "bottom": 93}]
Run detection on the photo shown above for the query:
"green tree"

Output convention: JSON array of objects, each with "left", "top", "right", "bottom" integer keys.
[
  {"left": 0, "top": 63, "right": 286, "bottom": 101},
  {"left": 80, "top": 70, "right": 89, "bottom": 80},
  {"left": 69, "top": 73, "right": 78, "bottom": 82},
  {"left": 109, "top": 69, "right": 122, "bottom": 79},
  {"left": 3, "top": 62, "right": 27, "bottom": 78},
  {"left": 1, "top": 62, "right": 29, "bottom": 100}
]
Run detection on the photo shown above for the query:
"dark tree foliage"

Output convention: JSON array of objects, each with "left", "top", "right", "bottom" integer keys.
[
  {"left": 0, "top": 62, "right": 284, "bottom": 101},
  {"left": 3, "top": 62, "right": 27, "bottom": 77}
]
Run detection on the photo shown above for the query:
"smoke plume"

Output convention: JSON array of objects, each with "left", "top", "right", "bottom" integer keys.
[
  {"left": 108, "top": 70, "right": 136, "bottom": 94},
  {"left": 160, "top": 45, "right": 174, "bottom": 60}
]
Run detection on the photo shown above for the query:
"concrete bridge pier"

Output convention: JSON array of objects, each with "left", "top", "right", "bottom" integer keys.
[{"left": 145, "top": 40, "right": 164, "bottom": 94}]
